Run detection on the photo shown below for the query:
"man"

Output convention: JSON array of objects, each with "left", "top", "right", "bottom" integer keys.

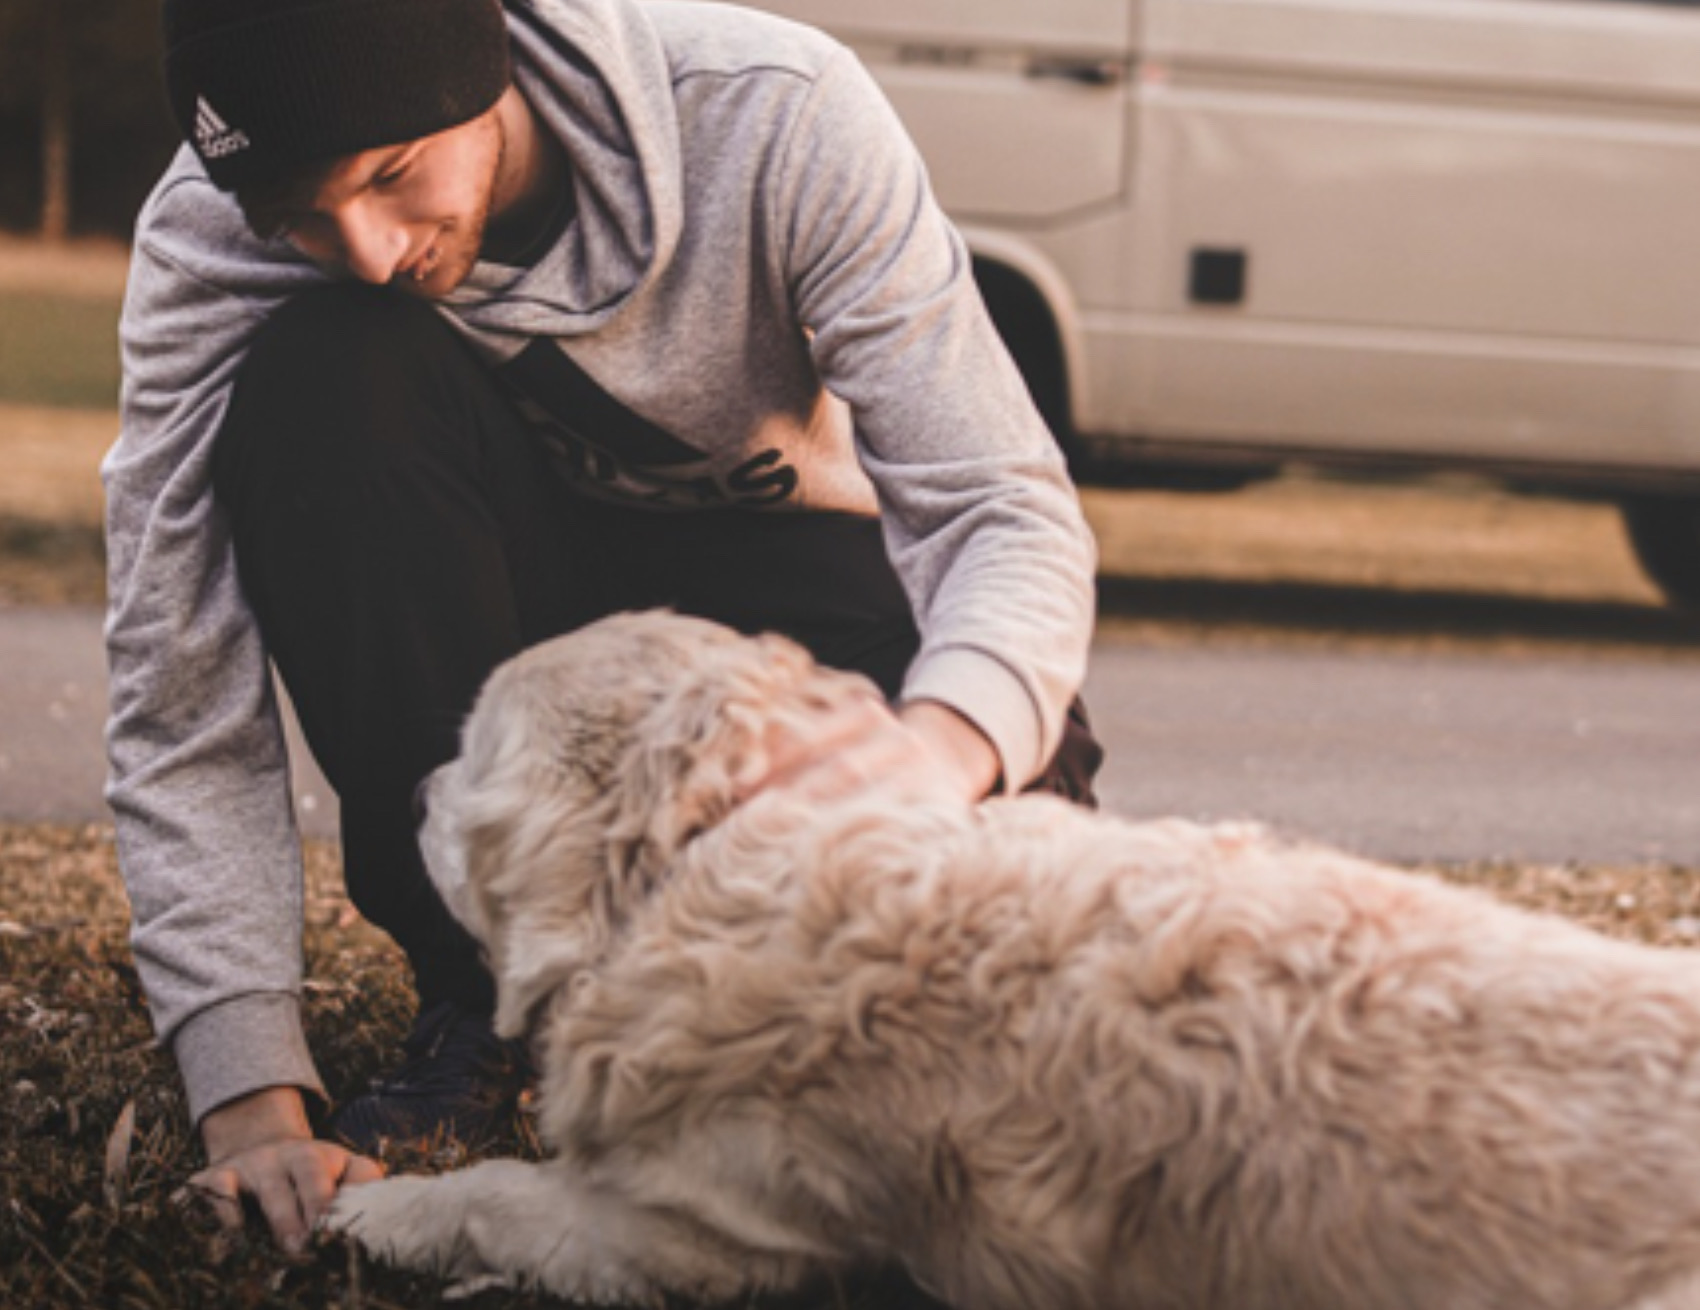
[{"left": 108, "top": 0, "right": 1100, "bottom": 1255}]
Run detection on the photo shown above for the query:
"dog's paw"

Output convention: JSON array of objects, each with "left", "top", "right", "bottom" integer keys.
[{"left": 323, "top": 1175, "right": 474, "bottom": 1276}]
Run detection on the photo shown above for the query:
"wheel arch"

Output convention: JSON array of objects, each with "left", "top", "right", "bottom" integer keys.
[
  {"left": 962, "top": 229, "right": 1278, "bottom": 492},
  {"left": 961, "top": 228, "right": 1086, "bottom": 453}
]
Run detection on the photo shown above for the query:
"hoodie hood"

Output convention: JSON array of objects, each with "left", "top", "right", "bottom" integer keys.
[{"left": 448, "top": 0, "right": 683, "bottom": 337}]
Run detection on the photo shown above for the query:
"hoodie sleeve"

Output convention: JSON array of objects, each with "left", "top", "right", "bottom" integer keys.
[
  {"left": 774, "top": 47, "right": 1098, "bottom": 791},
  {"left": 103, "top": 153, "right": 331, "bottom": 1125}
]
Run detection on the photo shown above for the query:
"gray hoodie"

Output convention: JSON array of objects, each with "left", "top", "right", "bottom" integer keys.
[{"left": 105, "top": 0, "right": 1097, "bottom": 1123}]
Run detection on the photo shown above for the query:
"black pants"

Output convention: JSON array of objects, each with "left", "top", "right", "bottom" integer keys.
[{"left": 212, "top": 285, "right": 1102, "bottom": 1009}]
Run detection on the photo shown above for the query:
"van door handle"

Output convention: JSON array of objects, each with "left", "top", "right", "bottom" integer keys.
[{"left": 1026, "top": 57, "right": 1123, "bottom": 88}]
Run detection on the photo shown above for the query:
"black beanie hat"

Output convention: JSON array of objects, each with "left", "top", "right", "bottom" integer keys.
[{"left": 162, "top": 0, "right": 512, "bottom": 191}]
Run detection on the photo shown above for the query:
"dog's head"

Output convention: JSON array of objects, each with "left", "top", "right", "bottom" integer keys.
[{"left": 419, "top": 610, "right": 880, "bottom": 1037}]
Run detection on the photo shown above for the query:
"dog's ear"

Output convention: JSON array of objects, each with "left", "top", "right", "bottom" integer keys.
[
  {"left": 600, "top": 651, "right": 771, "bottom": 897},
  {"left": 460, "top": 743, "right": 635, "bottom": 1039},
  {"left": 603, "top": 633, "right": 852, "bottom": 885},
  {"left": 447, "top": 616, "right": 854, "bottom": 1039},
  {"left": 451, "top": 658, "right": 653, "bottom": 1039},
  {"left": 484, "top": 630, "right": 814, "bottom": 1034},
  {"left": 417, "top": 761, "right": 489, "bottom": 943}
]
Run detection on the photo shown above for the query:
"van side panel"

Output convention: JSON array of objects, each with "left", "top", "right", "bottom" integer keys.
[
  {"left": 863, "top": 67, "right": 1133, "bottom": 221},
  {"left": 734, "top": 0, "right": 1700, "bottom": 480},
  {"left": 749, "top": 0, "right": 1138, "bottom": 222},
  {"left": 1097, "top": 0, "right": 1700, "bottom": 470},
  {"left": 734, "top": 0, "right": 1131, "bottom": 56}
]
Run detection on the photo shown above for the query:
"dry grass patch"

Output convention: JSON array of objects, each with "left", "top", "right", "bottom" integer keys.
[
  {"left": 0, "top": 405, "right": 113, "bottom": 525},
  {"left": 1084, "top": 478, "right": 1663, "bottom": 608},
  {"left": 0, "top": 405, "right": 112, "bottom": 606},
  {"left": 1083, "top": 478, "right": 1700, "bottom": 657},
  {"left": 0, "top": 824, "right": 437, "bottom": 1308},
  {"left": 0, "top": 237, "right": 129, "bottom": 300},
  {"left": 1425, "top": 860, "right": 1700, "bottom": 947},
  {"left": 0, "top": 517, "right": 105, "bottom": 607},
  {"left": 0, "top": 823, "right": 944, "bottom": 1310}
]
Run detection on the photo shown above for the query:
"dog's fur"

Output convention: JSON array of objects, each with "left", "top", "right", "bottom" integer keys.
[{"left": 328, "top": 611, "right": 1700, "bottom": 1310}]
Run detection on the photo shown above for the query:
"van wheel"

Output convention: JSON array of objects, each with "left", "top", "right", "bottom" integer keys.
[{"left": 1621, "top": 497, "right": 1700, "bottom": 612}]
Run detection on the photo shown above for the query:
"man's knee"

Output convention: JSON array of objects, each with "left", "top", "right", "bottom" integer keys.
[
  {"left": 244, "top": 283, "right": 459, "bottom": 388},
  {"left": 215, "top": 284, "right": 489, "bottom": 488}
]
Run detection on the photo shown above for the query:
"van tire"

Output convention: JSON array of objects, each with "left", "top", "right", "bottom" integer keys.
[{"left": 1621, "top": 497, "right": 1700, "bottom": 612}]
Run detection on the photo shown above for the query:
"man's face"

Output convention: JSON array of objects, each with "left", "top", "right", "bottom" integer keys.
[{"left": 269, "top": 102, "right": 505, "bottom": 298}]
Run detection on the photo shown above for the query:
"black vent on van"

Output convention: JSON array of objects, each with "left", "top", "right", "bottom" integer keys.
[{"left": 1190, "top": 249, "right": 1247, "bottom": 306}]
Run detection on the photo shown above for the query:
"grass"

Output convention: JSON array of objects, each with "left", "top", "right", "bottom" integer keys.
[
  {"left": 0, "top": 823, "right": 952, "bottom": 1310},
  {"left": 4, "top": 821, "right": 1698, "bottom": 1308},
  {"left": 0, "top": 826, "right": 430, "bottom": 1309},
  {"left": 0, "top": 233, "right": 128, "bottom": 415}
]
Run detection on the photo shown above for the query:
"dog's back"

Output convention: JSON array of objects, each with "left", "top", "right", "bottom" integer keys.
[
  {"left": 935, "top": 800, "right": 1700, "bottom": 1310},
  {"left": 359, "top": 612, "right": 1700, "bottom": 1310},
  {"left": 557, "top": 791, "right": 1700, "bottom": 1310}
]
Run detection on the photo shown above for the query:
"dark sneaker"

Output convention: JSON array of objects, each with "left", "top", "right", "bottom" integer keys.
[{"left": 329, "top": 1000, "right": 533, "bottom": 1155}]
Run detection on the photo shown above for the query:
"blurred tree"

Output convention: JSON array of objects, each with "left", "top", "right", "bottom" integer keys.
[
  {"left": 0, "top": 0, "right": 179, "bottom": 238},
  {"left": 40, "top": 0, "right": 70, "bottom": 239}
]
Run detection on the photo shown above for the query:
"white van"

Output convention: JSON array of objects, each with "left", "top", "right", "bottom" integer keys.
[{"left": 738, "top": 0, "right": 1700, "bottom": 609}]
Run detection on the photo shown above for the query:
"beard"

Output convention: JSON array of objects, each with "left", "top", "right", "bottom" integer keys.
[
  {"left": 399, "top": 209, "right": 489, "bottom": 299},
  {"left": 398, "top": 114, "right": 505, "bottom": 300}
]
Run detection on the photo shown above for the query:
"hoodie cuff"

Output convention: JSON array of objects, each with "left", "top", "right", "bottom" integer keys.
[
  {"left": 901, "top": 646, "right": 1045, "bottom": 795},
  {"left": 172, "top": 993, "right": 327, "bottom": 1128}
]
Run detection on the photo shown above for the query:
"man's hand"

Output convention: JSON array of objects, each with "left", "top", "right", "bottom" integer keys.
[
  {"left": 736, "top": 690, "right": 999, "bottom": 807},
  {"left": 897, "top": 700, "right": 1001, "bottom": 799},
  {"left": 190, "top": 1085, "right": 383, "bottom": 1254}
]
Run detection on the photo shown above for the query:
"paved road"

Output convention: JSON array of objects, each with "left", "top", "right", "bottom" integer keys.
[
  {"left": 3, "top": 606, "right": 1697, "bottom": 864},
  {"left": 0, "top": 606, "right": 341, "bottom": 839},
  {"left": 1085, "top": 634, "right": 1699, "bottom": 864}
]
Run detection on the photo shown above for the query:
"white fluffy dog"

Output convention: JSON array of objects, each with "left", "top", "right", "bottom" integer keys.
[{"left": 328, "top": 611, "right": 1700, "bottom": 1310}]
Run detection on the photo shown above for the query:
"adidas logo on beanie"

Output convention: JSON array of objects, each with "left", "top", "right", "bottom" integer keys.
[{"left": 161, "top": 0, "right": 511, "bottom": 190}]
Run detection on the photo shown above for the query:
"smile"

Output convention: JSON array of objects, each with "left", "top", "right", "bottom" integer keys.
[{"left": 407, "top": 246, "right": 440, "bottom": 283}]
